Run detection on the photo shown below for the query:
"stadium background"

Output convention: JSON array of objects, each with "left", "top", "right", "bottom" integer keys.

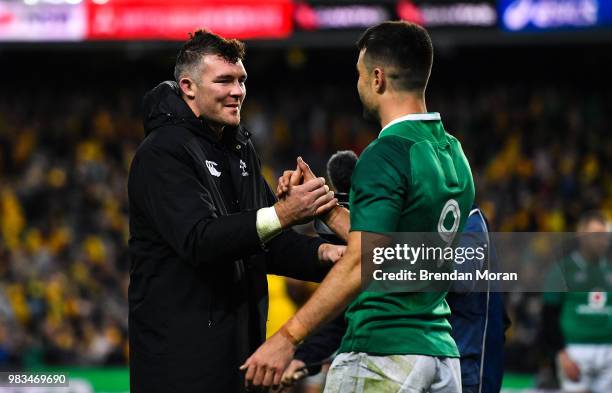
[{"left": 0, "top": 0, "right": 611, "bottom": 392}]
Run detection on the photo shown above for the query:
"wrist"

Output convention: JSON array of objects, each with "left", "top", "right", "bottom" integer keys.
[
  {"left": 274, "top": 202, "right": 290, "bottom": 229},
  {"left": 324, "top": 204, "right": 341, "bottom": 224},
  {"left": 256, "top": 207, "right": 282, "bottom": 243},
  {"left": 278, "top": 326, "right": 299, "bottom": 347},
  {"left": 282, "top": 315, "right": 309, "bottom": 345}
]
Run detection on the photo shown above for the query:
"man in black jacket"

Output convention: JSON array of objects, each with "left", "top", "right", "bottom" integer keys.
[{"left": 127, "top": 30, "right": 342, "bottom": 393}]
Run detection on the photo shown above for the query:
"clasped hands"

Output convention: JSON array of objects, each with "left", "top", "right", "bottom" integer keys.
[
  {"left": 274, "top": 157, "right": 345, "bottom": 264},
  {"left": 272, "top": 157, "right": 337, "bottom": 228}
]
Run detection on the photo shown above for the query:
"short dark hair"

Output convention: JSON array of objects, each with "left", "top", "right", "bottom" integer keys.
[
  {"left": 356, "top": 21, "right": 433, "bottom": 92},
  {"left": 326, "top": 150, "right": 358, "bottom": 194},
  {"left": 174, "top": 30, "right": 246, "bottom": 82}
]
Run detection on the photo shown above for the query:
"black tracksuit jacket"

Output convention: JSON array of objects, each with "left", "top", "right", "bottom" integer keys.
[{"left": 127, "top": 81, "right": 328, "bottom": 393}]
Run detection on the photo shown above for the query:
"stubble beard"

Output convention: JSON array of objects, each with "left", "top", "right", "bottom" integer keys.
[{"left": 362, "top": 103, "right": 379, "bottom": 123}]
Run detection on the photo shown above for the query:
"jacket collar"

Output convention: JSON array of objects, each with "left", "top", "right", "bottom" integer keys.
[{"left": 202, "top": 119, "right": 250, "bottom": 148}]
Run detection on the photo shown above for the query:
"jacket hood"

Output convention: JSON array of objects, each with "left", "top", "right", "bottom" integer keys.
[{"left": 142, "top": 81, "right": 200, "bottom": 136}]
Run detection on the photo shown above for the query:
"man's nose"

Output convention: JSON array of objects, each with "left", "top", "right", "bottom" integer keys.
[{"left": 230, "top": 81, "right": 245, "bottom": 98}]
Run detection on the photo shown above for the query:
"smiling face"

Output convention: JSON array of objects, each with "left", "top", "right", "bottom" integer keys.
[{"left": 181, "top": 54, "right": 247, "bottom": 129}]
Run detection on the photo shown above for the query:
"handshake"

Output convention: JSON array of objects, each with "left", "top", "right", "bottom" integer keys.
[{"left": 273, "top": 157, "right": 338, "bottom": 228}]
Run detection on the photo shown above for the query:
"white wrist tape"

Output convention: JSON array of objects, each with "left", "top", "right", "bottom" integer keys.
[{"left": 256, "top": 206, "right": 282, "bottom": 244}]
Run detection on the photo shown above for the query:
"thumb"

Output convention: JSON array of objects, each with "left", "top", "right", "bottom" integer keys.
[
  {"left": 289, "top": 165, "right": 303, "bottom": 186},
  {"left": 297, "top": 157, "right": 316, "bottom": 181},
  {"left": 239, "top": 356, "right": 252, "bottom": 370}
]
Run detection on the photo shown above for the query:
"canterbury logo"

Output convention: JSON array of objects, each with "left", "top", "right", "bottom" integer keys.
[{"left": 205, "top": 160, "right": 221, "bottom": 177}]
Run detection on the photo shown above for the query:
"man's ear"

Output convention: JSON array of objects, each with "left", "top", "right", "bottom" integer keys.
[
  {"left": 179, "top": 77, "right": 197, "bottom": 99},
  {"left": 372, "top": 67, "right": 386, "bottom": 94}
]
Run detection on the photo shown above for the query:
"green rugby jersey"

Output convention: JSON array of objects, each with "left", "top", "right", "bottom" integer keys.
[
  {"left": 339, "top": 112, "right": 475, "bottom": 357},
  {"left": 543, "top": 251, "right": 612, "bottom": 344}
]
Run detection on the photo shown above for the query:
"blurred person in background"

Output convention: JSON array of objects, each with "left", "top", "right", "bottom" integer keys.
[
  {"left": 542, "top": 211, "right": 612, "bottom": 393},
  {"left": 445, "top": 205, "right": 510, "bottom": 393},
  {"left": 242, "top": 21, "right": 474, "bottom": 392},
  {"left": 128, "top": 30, "right": 343, "bottom": 393}
]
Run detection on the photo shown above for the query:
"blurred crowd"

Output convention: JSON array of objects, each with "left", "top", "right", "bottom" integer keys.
[{"left": 0, "top": 70, "right": 610, "bottom": 371}]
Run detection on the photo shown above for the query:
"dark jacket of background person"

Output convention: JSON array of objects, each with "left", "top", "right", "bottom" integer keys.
[
  {"left": 127, "top": 81, "right": 328, "bottom": 393},
  {"left": 446, "top": 206, "right": 511, "bottom": 393}
]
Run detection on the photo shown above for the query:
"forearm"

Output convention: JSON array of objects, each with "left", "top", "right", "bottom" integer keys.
[
  {"left": 184, "top": 210, "right": 263, "bottom": 265},
  {"left": 266, "top": 230, "right": 329, "bottom": 282},
  {"left": 324, "top": 206, "right": 350, "bottom": 243},
  {"left": 283, "top": 233, "right": 361, "bottom": 342},
  {"left": 189, "top": 206, "right": 284, "bottom": 265}
]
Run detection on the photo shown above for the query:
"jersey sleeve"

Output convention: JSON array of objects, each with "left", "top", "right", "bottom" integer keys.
[{"left": 349, "top": 136, "right": 411, "bottom": 233}]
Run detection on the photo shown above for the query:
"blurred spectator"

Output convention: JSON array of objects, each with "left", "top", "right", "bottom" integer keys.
[{"left": 541, "top": 212, "right": 612, "bottom": 392}]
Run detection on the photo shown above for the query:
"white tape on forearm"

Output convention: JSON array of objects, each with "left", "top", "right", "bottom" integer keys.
[{"left": 256, "top": 207, "right": 282, "bottom": 244}]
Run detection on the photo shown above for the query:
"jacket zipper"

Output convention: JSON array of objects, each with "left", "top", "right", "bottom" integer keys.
[{"left": 208, "top": 292, "right": 214, "bottom": 328}]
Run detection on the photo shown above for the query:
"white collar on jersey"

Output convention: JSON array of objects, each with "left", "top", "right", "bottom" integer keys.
[{"left": 379, "top": 112, "right": 441, "bottom": 136}]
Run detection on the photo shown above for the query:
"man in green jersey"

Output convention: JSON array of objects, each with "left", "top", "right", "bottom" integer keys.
[
  {"left": 242, "top": 21, "right": 475, "bottom": 392},
  {"left": 543, "top": 211, "right": 612, "bottom": 393}
]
